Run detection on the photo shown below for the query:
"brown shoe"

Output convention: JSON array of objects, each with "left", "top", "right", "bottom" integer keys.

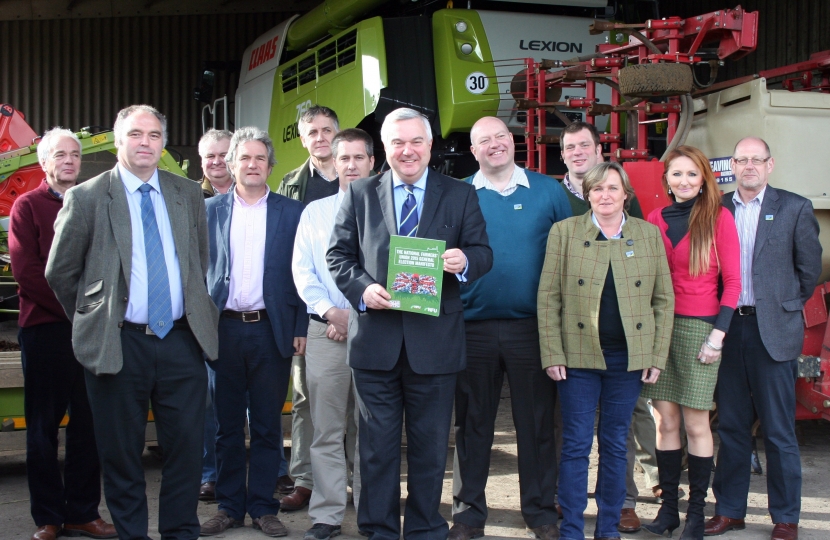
[
  {"left": 276, "top": 475, "right": 295, "bottom": 495},
  {"left": 200, "top": 510, "right": 243, "bottom": 536},
  {"left": 280, "top": 486, "right": 312, "bottom": 511},
  {"left": 618, "top": 508, "right": 641, "bottom": 533},
  {"left": 527, "top": 523, "right": 560, "bottom": 540},
  {"left": 32, "top": 525, "right": 61, "bottom": 540},
  {"left": 704, "top": 515, "right": 746, "bottom": 536},
  {"left": 199, "top": 481, "right": 216, "bottom": 501},
  {"left": 63, "top": 518, "right": 117, "bottom": 539},
  {"left": 448, "top": 522, "right": 484, "bottom": 540},
  {"left": 253, "top": 514, "right": 288, "bottom": 537},
  {"left": 771, "top": 523, "right": 798, "bottom": 540}
]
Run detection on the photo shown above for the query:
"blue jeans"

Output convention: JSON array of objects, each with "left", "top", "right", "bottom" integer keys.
[
  {"left": 557, "top": 350, "right": 642, "bottom": 540},
  {"left": 209, "top": 318, "right": 292, "bottom": 520},
  {"left": 203, "top": 363, "right": 288, "bottom": 484}
]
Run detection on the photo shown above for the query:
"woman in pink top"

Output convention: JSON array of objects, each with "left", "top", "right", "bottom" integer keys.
[{"left": 642, "top": 146, "right": 741, "bottom": 540}]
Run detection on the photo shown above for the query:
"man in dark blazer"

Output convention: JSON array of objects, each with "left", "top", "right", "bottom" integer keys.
[
  {"left": 46, "top": 105, "right": 219, "bottom": 540},
  {"left": 327, "top": 108, "right": 493, "bottom": 540},
  {"left": 706, "top": 137, "right": 821, "bottom": 540},
  {"left": 199, "top": 127, "right": 307, "bottom": 538}
]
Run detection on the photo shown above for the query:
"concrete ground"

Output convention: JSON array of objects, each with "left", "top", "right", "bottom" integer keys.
[{"left": 1, "top": 383, "right": 829, "bottom": 540}]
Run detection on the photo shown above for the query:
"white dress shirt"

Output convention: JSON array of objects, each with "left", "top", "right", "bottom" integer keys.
[
  {"left": 471, "top": 164, "right": 529, "bottom": 196},
  {"left": 293, "top": 190, "right": 350, "bottom": 317},
  {"left": 732, "top": 186, "right": 766, "bottom": 307},
  {"left": 120, "top": 164, "right": 184, "bottom": 324}
]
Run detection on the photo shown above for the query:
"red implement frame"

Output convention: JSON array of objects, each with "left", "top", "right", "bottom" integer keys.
[
  {"left": 0, "top": 105, "right": 43, "bottom": 217},
  {"left": 513, "top": 6, "right": 830, "bottom": 421}
]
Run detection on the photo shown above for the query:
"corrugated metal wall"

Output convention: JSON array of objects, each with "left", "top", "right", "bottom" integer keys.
[
  {"left": 0, "top": 13, "right": 287, "bottom": 145},
  {"left": 658, "top": 0, "right": 830, "bottom": 79}
]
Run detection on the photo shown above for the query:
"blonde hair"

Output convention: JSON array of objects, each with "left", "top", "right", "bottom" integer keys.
[{"left": 582, "top": 162, "right": 634, "bottom": 212}]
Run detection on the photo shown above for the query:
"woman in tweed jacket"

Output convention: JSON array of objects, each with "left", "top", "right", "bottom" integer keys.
[{"left": 538, "top": 162, "right": 674, "bottom": 540}]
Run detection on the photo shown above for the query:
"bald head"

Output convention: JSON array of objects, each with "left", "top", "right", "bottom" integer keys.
[
  {"left": 470, "top": 116, "right": 515, "bottom": 177},
  {"left": 732, "top": 136, "right": 774, "bottom": 199}
]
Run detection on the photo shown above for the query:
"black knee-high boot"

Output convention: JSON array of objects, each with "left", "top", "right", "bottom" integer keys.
[
  {"left": 643, "top": 449, "right": 682, "bottom": 537},
  {"left": 679, "top": 454, "right": 713, "bottom": 540}
]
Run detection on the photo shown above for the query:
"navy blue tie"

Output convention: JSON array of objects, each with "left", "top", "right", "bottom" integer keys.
[
  {"left": 399, "top": 185, "right": 419, "bottom": 237},
  {"left": 139, "top": 183, "right": 173, "bottom": 339}
]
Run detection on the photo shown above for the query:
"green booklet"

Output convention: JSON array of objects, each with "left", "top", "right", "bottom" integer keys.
[{"left": 386, "top": 235, "right": 446, "bottom": 317}]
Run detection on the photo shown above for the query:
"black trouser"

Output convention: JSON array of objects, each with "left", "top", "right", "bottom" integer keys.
[
  {"left": 353, "top": 347, "right": 457, "bottom": 540},
  {"left": 20, "top": 321, "right": 101, "bottom": 527},
  {"left": 452, "top": 317, "right": 559, "bottom": 529},
  {"left": 85, "top": 323, "right": 207, "bottom": 540},
  {"left": 713, "top": 313, "right": 801, "bottom": 523}
]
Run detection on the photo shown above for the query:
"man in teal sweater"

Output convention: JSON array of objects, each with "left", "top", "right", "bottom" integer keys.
[{"left": 449, "top": 117, "right": 571, "bottom": 540}]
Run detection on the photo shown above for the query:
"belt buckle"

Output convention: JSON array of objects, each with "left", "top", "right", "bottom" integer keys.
[
  {"left": 145, "top": 325, "right": 156, "bottom": 336},
  {"left": 241, "top": 310, "right": 261, "bottom": 323}
]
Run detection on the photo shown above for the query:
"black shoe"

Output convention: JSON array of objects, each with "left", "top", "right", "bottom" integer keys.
[
  {"left": 276, "top": 475, "right": 295, "bottom": 495},
  {"left": 304, "top": 524, "right": 341, "bottom": 540},
  {"left": 527, "top": 524, "right": 560, "bottom": 540},
  {"left": 448, "top": 523, "right": 485, "bottom": 540},
  {"left": 199, "top": 481, "right": 216, "bottom": 502}
]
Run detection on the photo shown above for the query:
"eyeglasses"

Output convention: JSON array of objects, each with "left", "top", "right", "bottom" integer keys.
[{"left": 732, "top": 157, "right": 770, "bottom": 166}]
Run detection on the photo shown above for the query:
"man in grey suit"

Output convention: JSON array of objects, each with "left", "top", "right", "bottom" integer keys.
[
  {"left": 46, "top": 104, "right": 219, "bottom": 540},
  {"left": 327, "top": 108, "right": 493, "bottom": 540},
  {"left": 705, "top": 137, "right": 821, "bottom": 540}
]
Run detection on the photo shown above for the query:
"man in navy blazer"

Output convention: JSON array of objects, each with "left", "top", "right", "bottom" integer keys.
[
  {"left": 706, "top": 137, "right": 821, "bottom": 540},
  {"left": 200, "top": 127, "right": 308, "bottom": 538},
  {"left": 327, "top": 108, "right": 493, "bottom": 540}
]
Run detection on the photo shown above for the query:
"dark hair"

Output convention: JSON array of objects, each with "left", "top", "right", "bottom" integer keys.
[
  {"left": 331, "top": 128, "right": 374, "bottom": 158},
  {"left": 561, "top": 121, "right": 600, "bottom": 147},
  {"left": 663, "top": 145, "right": 721, "bottom": 277},
  {"left": 299, "top": 105, "right": 340, "bottom": 136}
]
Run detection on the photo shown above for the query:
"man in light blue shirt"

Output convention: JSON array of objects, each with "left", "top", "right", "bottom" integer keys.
[{"left": 46, "top": 105, "right": 219, "bottom": 540}]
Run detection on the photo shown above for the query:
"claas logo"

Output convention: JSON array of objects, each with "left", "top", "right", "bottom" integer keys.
[{"left": 249, "top": 36, "right": 280, "bottom": 70}]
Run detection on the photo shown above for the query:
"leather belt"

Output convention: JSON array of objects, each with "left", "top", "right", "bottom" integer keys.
[
  {"left": 122, "top": 317, "right": 189, "bottom": 335},
  {"left": 222, "top": 309, "right": 269, "bottom": 322},
  {"left": 736, "top": 305, "right": 756, "bottom": 316},
  {"left": 309, "top": 314, "right": 327, "bottom": 324}
]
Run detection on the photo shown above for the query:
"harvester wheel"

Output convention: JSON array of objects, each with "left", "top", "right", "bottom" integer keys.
[{"left": 618, "top": 63, "right": 693, "bottom": 97}]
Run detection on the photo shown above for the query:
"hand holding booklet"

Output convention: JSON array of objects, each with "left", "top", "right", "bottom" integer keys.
[{"left": 386, "top": 235, "right": 446, "bottom": 316}]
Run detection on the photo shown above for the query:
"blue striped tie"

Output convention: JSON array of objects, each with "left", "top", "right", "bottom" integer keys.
[
  {"left": 399, "top": 185, "right": 419, "bottom": 237},
  {"left": 139, "top": 183, "right": 173, "bottom": 339}
]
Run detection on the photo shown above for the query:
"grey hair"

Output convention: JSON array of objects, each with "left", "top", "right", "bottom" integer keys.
[
  {"left": 582, "top": 161, "right": 635, "bottom": 212},
  {"left": 226, "top": 127, "right": 277, "bottom": 169},
  {"left": 332, "top": 128, "right": 374, "bottom": 159},
  {"left": 381, "top": 108, "right": 433, "bottom": 145},
  {"left": 37, "top": 127, "right": 81, "bottom": 165},
  {"left": 298, "top": 105, "right": 340, "bottom": 137},
  {"left": 113, "top": 104, "right": 168, "bottom": 147},
  {"left": 198, "top": 129, "right": 233, "bottom": 157}
]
